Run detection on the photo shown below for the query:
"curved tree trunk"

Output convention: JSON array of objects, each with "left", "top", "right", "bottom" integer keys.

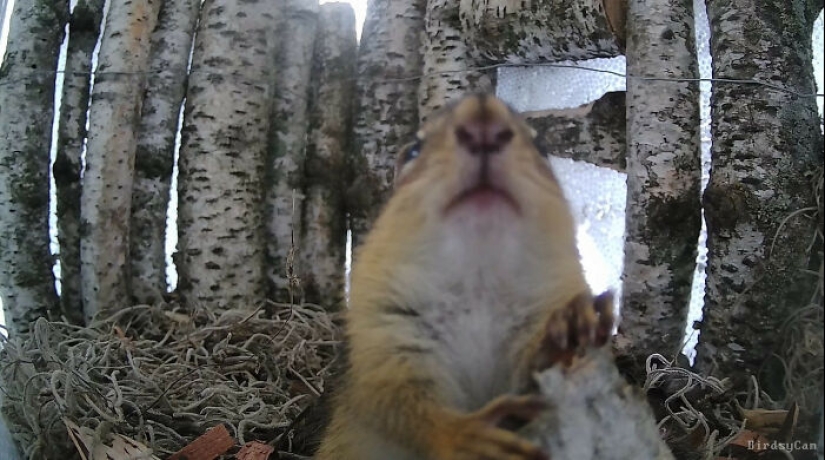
[
  {"left": 459, "top": 0, "right": 626, "bottom": 63},
  {"left": 615, "top": 0, "right": 701, "bottom": 374},
  {"left": 348, "top": 0, "right": 425, "bottom": 248},
  {"left": 130, "top": 0, "right": 201, "bottom": 305},
  {"left": 524, "top": 91, "right": 626, "bottom": 172},
  {"left": 300, "top": 2, "right": 357, "bottom": 309},
  {"left": 177, "top": 0, "right": 280, "bottom": 309},
  {"left": 696, "top": 0, "right": 823, "bottom": 399},
  {"left": 54, "top": 0, "right": 104, "bottom": 326},
  {"left": 0, "top": 0, "right": 67, "bottom": 334},
  {"left": 265, "top": 0, "right": 319, "bottom": 303},
  {"left": 418, "top": 0, "right": 495, "bottom": 122},
  {"left": 81, "top": 0, "right": 161, "bottom": 320}
]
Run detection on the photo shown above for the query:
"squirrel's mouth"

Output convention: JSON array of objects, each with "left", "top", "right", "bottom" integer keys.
[
  {"left": 444, "top": 183, "right": 520, "bottom": 215},
  {"left": 445, "top": 150, "right": 520, "bottom": 214}
]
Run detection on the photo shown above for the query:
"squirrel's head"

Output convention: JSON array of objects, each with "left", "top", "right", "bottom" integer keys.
[
  {"left": 354, "top": 94, "right": 585, "bottom": 306},
  {"left": 383, "top": 94, "right": 569, "bottom": 232}
]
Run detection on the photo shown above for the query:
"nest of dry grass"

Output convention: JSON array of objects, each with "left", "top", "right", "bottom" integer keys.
[{"left": 0, "top": 302, "right": 340, "bottom": 459}]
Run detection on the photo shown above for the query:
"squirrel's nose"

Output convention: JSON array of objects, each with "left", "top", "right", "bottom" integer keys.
[{"left": 455, "top": 119, "right": 513, "bottom": 156}]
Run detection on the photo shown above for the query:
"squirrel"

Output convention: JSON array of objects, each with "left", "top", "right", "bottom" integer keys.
[{"left": 315, "top": 94, "right": 614, "bottom": 460}]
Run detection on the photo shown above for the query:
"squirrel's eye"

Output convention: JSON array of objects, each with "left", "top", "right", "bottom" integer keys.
[{"left": 402, "top": 141, "right": 422, "bottom": 164}]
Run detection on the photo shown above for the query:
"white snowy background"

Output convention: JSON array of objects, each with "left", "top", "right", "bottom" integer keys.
[{"left": 0, "top": 0, "right": 823, "bottom": 456}]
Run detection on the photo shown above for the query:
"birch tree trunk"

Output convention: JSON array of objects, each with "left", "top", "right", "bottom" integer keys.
[
  {"left": 458, "top": 0, "right": 626, "bottom": 64},
  {"left": 0, "top": 1, "right": 67, "bottom": 334},
  {"left": 54, "top": 0, "right": 105, "bottom": 326},
  {"left": 615, "top": 0, "right": 701, "bottom": 375},
  {"left": 0, "top": 0, "right": 7, "bottom": 34},
  {"left": 418, "top": 0, "right": 495, "bottom": 122},
  {"left": 524, "top": 91, "right": 626, "bottom": 172},
  {"left": 301, "top": 3, "right": 357, "bottom": 309},
  {"left": 696, "top": 0, "right": 823, "bottom": 399},
  {"left": 130, "top": 0, "right": 201, "bottom": 305},
  {"left": 81, "top": 0, "right": 161, "bottom": 320},
  {"left": 348, "top": 0, "right": 425, "bottom": 248},
  {"left": 265, "top": 0, "right": 318, "bottom": 303},
  {"left": 177, "top": 0, "right": 280, "bottom": 309}
]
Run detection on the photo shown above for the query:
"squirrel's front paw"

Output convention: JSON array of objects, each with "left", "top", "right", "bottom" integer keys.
[
  {"left": 431, "top": 395, "right": 548, "bottom": 460},
  {"left": 539, "top": 291, "right": 615, "bottom": 367}
]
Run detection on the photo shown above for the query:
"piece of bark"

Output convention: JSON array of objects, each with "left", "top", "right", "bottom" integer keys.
[
  {"left": 615, "top": 0, "right": 701, "bottom": 376},
  {"left": 0, "top": 0, "right": 67, "bottom": 335},
  {"left": 695, "top": 0, "right": 823, "bottom": 399},
  {"left": 176, "top": 0, "right": 280, "bottom": 309},
  {"left": 739, "top": 408, "right": 794, "bottom": 434},
  {"left": 523, "top": 350, "right": 674, "bottom": 460},
  {"left": 235, "top": 441, "right": 274, "bottom": 460},
  {"left": 130, "top": 0, "right": 201, "bottom": 305},
  {"left": 348, "top": 0, "right": 425, "bottom": 248},
  {"left": 55, "top": 0, "right": 105, "bottom": 325},
  {"left": 265, "top": 0, "right": 319, "bottom": 303},
  {"left": 300, "top": 3, "right": 356, "bottom": 309},
  {"left": 523, "top": 91, "right": 626, "bottom": 172},
  {"left": 459, "top": 0, "right": 626, "bottom": 64},
  {"left": 80, "top": 0, "right": 162, "bottom": 319},
  {"left": 168, "top": 424, "right": 234, "bottom": 460},
  {"left": 418, "top": 0, "right": 495, "bottom": 122}
]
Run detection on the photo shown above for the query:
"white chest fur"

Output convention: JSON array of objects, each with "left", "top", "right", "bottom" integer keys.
[{"left": 401, "top": 205, "right": 546, "bottom": 411}]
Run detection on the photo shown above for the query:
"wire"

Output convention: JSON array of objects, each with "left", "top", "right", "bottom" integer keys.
[{"left": 1, "top": 61, "right": 823, "bottom": 99}]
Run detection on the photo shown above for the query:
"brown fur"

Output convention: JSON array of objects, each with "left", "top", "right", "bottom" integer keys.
[{"left": 315, "top": 94, "right": 613, "bottom": 460}]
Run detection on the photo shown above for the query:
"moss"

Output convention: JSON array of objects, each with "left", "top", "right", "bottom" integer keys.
[
  {"left": 703, "top": 182, "right": 753, "bottom": 232},
  {"left": 9, "top": 140, "right": 50, "bottom": 214},
  {"left": 647, "top": 187, "right": 702, "bottom": 268},
  {"left": 69, "top": 0, "right": 105, "bottom": 32},
  {"left": 135, "top": 147, "right": 174, "bottom": 180},
  {"left": 33, "top": 0, "right": 70, "bottom": 27}
]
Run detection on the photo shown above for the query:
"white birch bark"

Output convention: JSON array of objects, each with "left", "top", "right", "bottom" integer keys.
[
  {"left": 524, "top": 350, "right": 674, "bottom": 460},
  {"left": 300, "top": 2, "right": 357, "bottom": 309},
  {"left": 458, "top": 0, "right": 625, "bottom": 64},
  {"left": 130, "top": 0, "right": 201, "bottom": 305},
  {"left": 418, "top": 0, "right": 495, "bottom": 122},
  {"left": 696, "top": 0, "right": 823, "bottom": 398},
  {"left": 523, "top": 91, "right": 626, "bottom": 172},
  {"left": 54, "top": 0, "right": 105, "bottom": 326},
  {"left": 177, "top": 0, "right": 280, "bottom": 309},
  {"left": 0, "top": 1, "right": 67, "bottom": 334},
  {"left": 265, "top": 0, "right": 319, "bottom": 303},
  {"left": 0, "top": 0, "right": 7, "bottom": 34},
  {"left": 348, "top": 0, "right": 425, "bottom": 248},
  {"left": 80, "top": 0, "right": 161, "bottom": 320},
  {"left": 615, "top": 0, "right": 701, "bottom": 374}
]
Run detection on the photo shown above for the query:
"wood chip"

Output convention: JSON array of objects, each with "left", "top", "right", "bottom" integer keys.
[
  {"left": 235, "top": 441, "right": 274, "bottom": 460},
  {"left": 740, "top": 407, "right": 791, "bottom": 433},
  {"left": 168, "top": 425, "right": 235, "bottom": 460}
]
